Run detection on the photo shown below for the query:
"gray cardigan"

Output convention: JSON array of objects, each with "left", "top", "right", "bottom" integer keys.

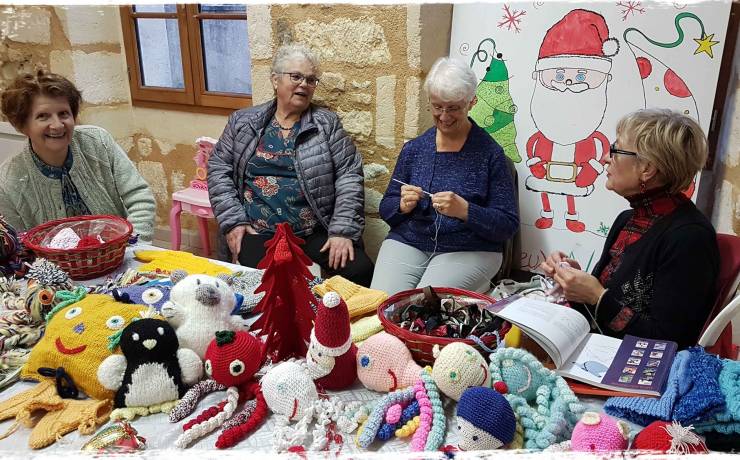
[
  {"left": 0, "top": 125, "right": 156, "bottom": 240},
  {"left": 208, "top": 100, "right": 365, "bottom": 241}
]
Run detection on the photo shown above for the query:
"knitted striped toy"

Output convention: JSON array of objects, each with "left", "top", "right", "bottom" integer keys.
[
  {"left": 489, "top": 347, "right": 584, "bottom": 449},
  {"left": 456, "top": 386, "right": 515, "bottom": 450},
  {"left": 432, "top": 342, "right": 489, "bottom": 401},
  {"left": 356, "top": 332, "right": 422, "bottom": 392}
]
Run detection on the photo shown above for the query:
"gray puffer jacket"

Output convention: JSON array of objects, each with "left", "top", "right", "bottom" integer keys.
[{"left": 208, "top": 100, "right": 365, "bottom": 241}]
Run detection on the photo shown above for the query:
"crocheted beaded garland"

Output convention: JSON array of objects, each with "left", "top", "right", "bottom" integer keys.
[{"left": 488, "top": 347, "right": 584, "bottom": 450}]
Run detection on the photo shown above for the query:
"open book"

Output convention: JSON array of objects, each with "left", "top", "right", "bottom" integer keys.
[{"left": 489, "top": 296, "right": 677, "bottom": 396}]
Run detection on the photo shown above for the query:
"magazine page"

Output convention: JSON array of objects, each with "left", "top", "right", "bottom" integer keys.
[
  {"left": 494, "top": 297, "right": 590, "bottom": 367},
  {"left": 558, "top": 333, "right": 622, "bottom": 385}
]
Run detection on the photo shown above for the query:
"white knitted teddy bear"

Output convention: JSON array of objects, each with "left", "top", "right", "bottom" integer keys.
[{"left": 161, "top": 270, "right": 246, "bottom": 359}]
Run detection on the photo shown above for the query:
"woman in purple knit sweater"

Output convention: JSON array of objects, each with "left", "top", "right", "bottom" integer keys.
[{"left": 371, "top": 57, "right": 519, "bottom": 295}]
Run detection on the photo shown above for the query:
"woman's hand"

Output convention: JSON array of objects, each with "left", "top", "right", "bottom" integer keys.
[
  {"left": 226, "top": 224, "right": 257, "bottom": 263},
  {"left": 431, "top": 191, "right": 468, "bottom": 221},
  {"left": 540, "top": 251, "right": 582, "bottom": 276},
  {"left": 399, "top": 185, "right": 423, "bottom": 214},
  {"left": 320, "top": 236, "right": 355, "bottom": 270},
  {"left": 553, "top": 263, "right": 605, "bottom": 305}
]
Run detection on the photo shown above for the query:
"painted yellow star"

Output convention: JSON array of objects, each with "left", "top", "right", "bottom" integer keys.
[{"left": 694, "top": 33, "right": 720, "bottom": 58}]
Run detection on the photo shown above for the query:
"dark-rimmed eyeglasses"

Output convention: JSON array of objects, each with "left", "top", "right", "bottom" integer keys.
[
  {"left": 278, "top": 72, "right": 319, "bottom": 87},
  {"left": 609, "top": 143, "right": 638, "bottom": 158}
]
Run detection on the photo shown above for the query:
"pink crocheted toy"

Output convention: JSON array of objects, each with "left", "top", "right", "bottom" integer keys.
[
  {"left": 356, "top": 332, "right": 422, "bottom": 392},
  {"left": 571, "top": 412, "right": 629, "bottom": 453}
]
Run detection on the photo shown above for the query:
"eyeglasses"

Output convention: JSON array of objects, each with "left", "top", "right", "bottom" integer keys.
[
  {"left": 609, "top": 143, "right": 638, "bottom": 158},
  {"left": 430, "top": 104, "right": 463, "bottom": 115},
  {"left": 278, "top": 72, "right": 320, "bottom": 87}
]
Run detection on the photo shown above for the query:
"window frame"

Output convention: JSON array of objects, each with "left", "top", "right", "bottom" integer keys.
[{"left": 119, "top": 4, "right": 252, "bottom": 114}]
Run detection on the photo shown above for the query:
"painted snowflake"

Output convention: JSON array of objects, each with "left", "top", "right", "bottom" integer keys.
[
  {"left": 617, "top": 1, "right": 646, "bottom": 21},
  {"left": 597, "top": 222, "right": 611, "bottom": 236},
  {"left": 620, "top": 270, "right": 654, "bottom": 320},
  {"left": 498, "top": 4, "right": 526, "bottom": 33}
]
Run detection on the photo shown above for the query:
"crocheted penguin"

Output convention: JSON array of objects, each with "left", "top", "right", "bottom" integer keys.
[
  {"left": 456, "top": 386, "right": 516, "bottom": 451},
  {"left": 161, "top": 270, "right": 246, "bottom": 359},
  {"left": 97, "top": 317, "right": 203, "bottom": 418},
  {"left": 305, "top": 292, "right": 357, "bottom": 390}
]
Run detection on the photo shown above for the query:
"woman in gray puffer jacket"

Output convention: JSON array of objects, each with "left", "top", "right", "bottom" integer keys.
[{"left": 208, "top": 43, "right": 373, "bottom": 286}]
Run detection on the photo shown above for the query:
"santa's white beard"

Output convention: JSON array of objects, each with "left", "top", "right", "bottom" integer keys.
[{"left": 530, "top": 82, "right": 608, "bottom": 145}]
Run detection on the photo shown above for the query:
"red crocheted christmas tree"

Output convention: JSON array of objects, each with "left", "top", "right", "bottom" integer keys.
[{"left": 251, "top": 223, "right": 316, "bottom": 362}]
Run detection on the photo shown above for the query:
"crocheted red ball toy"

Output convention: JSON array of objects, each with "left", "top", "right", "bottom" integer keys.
[
  {"left": 632, "top": 421, "right": 708, "bottom": 454},
  {"left": 205, "top": 330, "right": 263, "bottom": 388}
]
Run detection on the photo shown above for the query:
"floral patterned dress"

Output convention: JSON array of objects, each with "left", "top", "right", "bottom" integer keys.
[{"left": 243, "top": 118, "right": 318, "bottom": 236}]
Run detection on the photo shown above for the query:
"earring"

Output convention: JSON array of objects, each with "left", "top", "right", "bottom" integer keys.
[{"left": 639, "top": 180, "right": 647, "bottom": 194}]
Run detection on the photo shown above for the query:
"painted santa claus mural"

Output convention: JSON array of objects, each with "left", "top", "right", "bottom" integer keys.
[{"left": 526, "top": 9, "right": 619, "bottom": 233}]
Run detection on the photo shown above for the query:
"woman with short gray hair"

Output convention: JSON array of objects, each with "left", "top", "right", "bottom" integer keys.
[
  {"left": 371, "top": 57, "right": 519, "bottom": 295},
  {"left": 541, "top": 108, "right": 718, "bottom": 349},
  {"left": 208, "top": 43, "right": 373, "bottom": 285}
]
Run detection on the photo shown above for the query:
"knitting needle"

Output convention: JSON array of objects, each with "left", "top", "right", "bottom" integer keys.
[{"left": 392, "top": 178, "right": 433, "bottom": 196}]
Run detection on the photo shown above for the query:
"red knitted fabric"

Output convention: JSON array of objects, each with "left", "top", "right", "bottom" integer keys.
[
  {"left": 183, "top": 400, "right": 227, "bottom": 431},
  {"left": 215, "top": 381, "right": 268, "bottom": 449}
]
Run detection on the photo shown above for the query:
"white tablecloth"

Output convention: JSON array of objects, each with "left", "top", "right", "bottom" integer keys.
[{"left": 0, "top": 244, "right": 621, "bottom": 457}]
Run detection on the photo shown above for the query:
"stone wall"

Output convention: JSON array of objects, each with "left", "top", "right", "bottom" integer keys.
[{"left": 0, "top": 4, "right": 452, "bottom": 259}]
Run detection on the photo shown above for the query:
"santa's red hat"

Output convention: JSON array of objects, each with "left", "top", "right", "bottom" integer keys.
[
  {"left": 535, "top": 9, "right": 619, "bottom": 73},
  {"left": 310, "top": 292, "right": 352, "bottom": 357}
]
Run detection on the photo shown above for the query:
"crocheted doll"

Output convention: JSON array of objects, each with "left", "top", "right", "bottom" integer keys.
[
  {"left": 21, "top": 290, "right": 149, "bottom": 400},
  {"left": 632, "top": 421, "right": 708, "bottom": 453},
  {"left": 356, "top": 332, "right": 422, "bottom": 392},
  {"left": 161, "top": 270, "right": 246, "bottom": 359},
  {"left": 488, "top": 347, "right": 584, "bottom": 450},
  {"left": 456, "top": 386, "right": 515, "bottom": 450},
  {"left": 306, "top": 292, "right": 357, "bottom": 390},
  {"left": 357, "top": 367, "right": 446, "bottom": 452},
  {"left": 432, "top": 342, "right": 489, "bottom": 401},
  {"left": 172, "top": 330, "right": 268, "bottom": 449},
  {"left": 570, "top": 412, "right": 629, "bottom": 453},
  {"left": 97, "top": 317, "right": 203, "bottom": 420}
]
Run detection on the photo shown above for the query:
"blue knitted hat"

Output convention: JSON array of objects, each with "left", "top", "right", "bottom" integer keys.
[
  {"left": 604, "top": 349, "right": 689, "bottom": 426},
  {"left": 694, "top": 359, "right": 740, "bottom": 435},
  {"left": 457, "top": 386, "right": 516, "bottom": 447},
  {"left": 672, "top": 347, "right": 725, "bottom": 424}
]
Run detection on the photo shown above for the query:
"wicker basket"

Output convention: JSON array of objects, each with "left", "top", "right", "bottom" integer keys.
[
  {"left": 22, "top": 215, "right": 132, "bottom": 280},
  {"left": 377, "top": 287, "right": 509, "bottom": 365}
]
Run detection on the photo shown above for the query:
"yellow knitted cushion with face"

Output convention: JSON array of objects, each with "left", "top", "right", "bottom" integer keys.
[
  {"left": 134, "top": 249, "right": 231, "bottom": 276},
  {"left": 21, "top": 294, "right": 148, "bottom": 400},
  {"left": 312, "top": 276, "right": 388, "bottom": 319}
]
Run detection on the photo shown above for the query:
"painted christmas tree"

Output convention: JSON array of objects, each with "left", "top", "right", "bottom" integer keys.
[
  {"left": 469, "top": 38, "right": 521, "bottom": 163},
  {"left": 251, "top": 223, "right": 316, "bottom": 362}
]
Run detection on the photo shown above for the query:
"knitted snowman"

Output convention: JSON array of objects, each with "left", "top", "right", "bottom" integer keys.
[
  {"left": 632, "top": 421, "right": 708, "bottom": 453},
  {"left": 432, "top": 342, "right": 489, "bottom": 401},
  {"left": 571, "top": 412, "right": 630, "bottom": 452},
  {"left": 305, "top": 292, "right": 357, "bottom": 390},
  {"left": 456, "top": 386, "right": 516, "bottom": 451}
]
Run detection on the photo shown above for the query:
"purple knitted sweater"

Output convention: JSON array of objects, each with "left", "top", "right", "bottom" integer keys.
[{"left": 379, "top": 122, "right": 519, "bottom": 253}]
